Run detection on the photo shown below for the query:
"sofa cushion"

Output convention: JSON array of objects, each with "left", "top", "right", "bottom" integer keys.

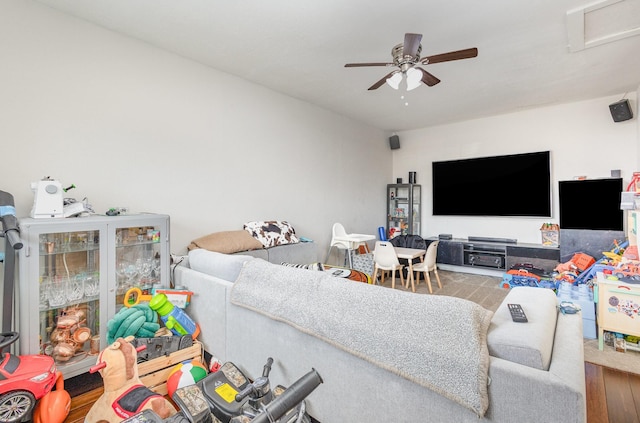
[
  {"left": 487, "top": 287, "right": 558, "bottom": 370},
  {"left": 187, "top": 230, "right": 263, "bottom": 254},
  {"left": 188, "top": 248, "right": 254, "bottom": 282}
]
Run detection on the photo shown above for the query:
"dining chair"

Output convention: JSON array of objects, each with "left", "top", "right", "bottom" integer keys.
[
  {"left": 372, "top": 241, "right": 404, "bottom": 289},
  {"left": 412, "top": 240, "right": 442, "bottom": 294}
]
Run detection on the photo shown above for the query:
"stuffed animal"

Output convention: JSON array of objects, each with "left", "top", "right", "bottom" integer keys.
[{"left": 85, "top": 336, "right": 177, "bottom": 423}]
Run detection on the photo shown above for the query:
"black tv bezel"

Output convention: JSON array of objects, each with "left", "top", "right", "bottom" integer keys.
[
  {"left": 558, "top": 178, "right": 624, "bottom": 231},
  {"left": 432, "top": 151, "right": 552, "bottom": 218}
]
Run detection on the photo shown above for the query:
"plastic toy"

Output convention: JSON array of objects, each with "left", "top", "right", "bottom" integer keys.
[
  {"left": 149, "top": 293, "right": 200, "bottom": 339},
  {"left": 107, "top": 304, "right": 160, "bottom": 345},
  {"left": 130, "top": 335, "right": 193, "bottom": 362},
  {"left": 611, "top": 262, "right": 640, "bottom": 283},
  {"left": 554, "top": 260, "right": 577, "bottom": 273},
  {"left": 121, "top": 357, "right": 322, "bottom": 423},
  {"left": 0, "top": 332, "right": 58, "bottom": 423},
  {"left": 166, "top": 359, "right": 208, "bottom": 398},
  {"left": 32, "top": 371, "right": 71, "bottom": 423},
  {"left": 125, "top": 287, "right": 193, "bottom": 309}
]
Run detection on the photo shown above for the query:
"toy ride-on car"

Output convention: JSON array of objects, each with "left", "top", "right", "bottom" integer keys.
[{"left": 0, "top": 332, "right": 58, "bottom": 423}]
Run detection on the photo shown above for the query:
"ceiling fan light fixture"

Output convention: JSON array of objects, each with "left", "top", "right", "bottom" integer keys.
[
  {"left": 386, "top": 72, "right": 402, "bottom": 90},
  {"left": 405, "top": 68, "right": 422, "bottom": 91}
]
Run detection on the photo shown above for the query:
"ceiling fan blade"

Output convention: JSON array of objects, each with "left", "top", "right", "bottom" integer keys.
[
  {"left": 416, "top": 67, "right": 441, "bottom": 86},
  {"left": 403, "top": 33, "right": 422, "bottom": 58},
  {"left": 345, "top": 62, "right": 393, "bottom": 67},
  {"left": 368, "top": 71, "right": 397, "bottom": 90},
  {"left": 421, "top": 47, "right": 478, "bottom": 65}
]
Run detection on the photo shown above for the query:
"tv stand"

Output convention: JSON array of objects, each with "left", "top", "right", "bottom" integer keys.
[
  {"left": 427, "top": 237, "right": 560, "bottom": 273},
  {"left": 463, "top": 242, "right": 506, "bottom": 269}
]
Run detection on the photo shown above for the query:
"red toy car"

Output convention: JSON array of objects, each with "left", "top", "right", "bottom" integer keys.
[{"left": 0, "top": 332, "right": 57, "bottom": 423}]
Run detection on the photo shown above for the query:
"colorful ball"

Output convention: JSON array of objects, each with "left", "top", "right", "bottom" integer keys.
[{"left": 166, "top": 359, "right": 208, "bottom": 398}]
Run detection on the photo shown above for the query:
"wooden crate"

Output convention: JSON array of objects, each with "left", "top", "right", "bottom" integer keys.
[{"left": 138, "top": 341, "right": 204, "bottom": 396}]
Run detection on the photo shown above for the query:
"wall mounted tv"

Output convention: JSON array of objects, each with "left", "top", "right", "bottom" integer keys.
[
  {"left": 432, "top": 151, "right": 551, "bottom": 217},
  {"left": 558, "top": 178, "right": 623, "bottom": 231}
]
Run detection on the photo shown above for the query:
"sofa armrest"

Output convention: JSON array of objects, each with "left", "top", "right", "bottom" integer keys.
[
  {"left": 486, "top": 312, "right": 586, "bottom": 423},
  {"left": 174, "top": 264, "right": 233, "bottom": 362}
]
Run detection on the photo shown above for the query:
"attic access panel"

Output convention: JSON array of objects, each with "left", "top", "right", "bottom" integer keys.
[{"left": 567, "top": 0, "right": 640, "bottom": 52}]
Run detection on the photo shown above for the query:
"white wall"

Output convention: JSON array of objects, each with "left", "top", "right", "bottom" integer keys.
[
  {"left": 393, "top": 92, "right": 639, "bottom": 244},
  {"left": 2, "top": 2, "right": 638, "bottom": 255},
  {"left": 0, "top": 1, "right": 390, "bottom": 255}
]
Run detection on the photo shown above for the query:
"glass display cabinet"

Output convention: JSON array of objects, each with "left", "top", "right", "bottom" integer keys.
[
  {"left": 387, "top": 184, "right": 421, "bottom": 239},
  {"left": 17, "top": 213, "right": 170, "bottom": 378}
]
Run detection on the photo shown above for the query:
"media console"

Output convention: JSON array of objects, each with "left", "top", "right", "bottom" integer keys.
[{"left": 427, "top": 237, "right": 560, "bottom": 273}]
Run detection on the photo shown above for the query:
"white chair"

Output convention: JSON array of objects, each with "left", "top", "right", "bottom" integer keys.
[
  {"left": 412, "top": 241, "right": 442, "bottom": 294},
  {"left": 326, "top": 223, "right": 372, "bottom": 267},
  {"left": 326, "top": 223, "right": 351, "bottom": 266},
  {"left": 372, "top": 241, "right": 404, "bottom": 289}
]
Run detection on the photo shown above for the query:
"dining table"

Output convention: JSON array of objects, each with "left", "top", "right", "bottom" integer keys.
[{"left": 393, "top": 246, "right": 427, "bottom": 292}]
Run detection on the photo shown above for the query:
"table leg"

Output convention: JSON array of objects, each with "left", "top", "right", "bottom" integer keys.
[
  {"left": 408, "top": 262, "right": 416, "bottom": 292},
  {"left": 598, "top": 327, "right": 604, "bottom": 351}
]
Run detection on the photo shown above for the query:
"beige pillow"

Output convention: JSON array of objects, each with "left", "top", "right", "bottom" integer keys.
[{"left": 188, "top": 230, "right": 263, "bottom": 254}]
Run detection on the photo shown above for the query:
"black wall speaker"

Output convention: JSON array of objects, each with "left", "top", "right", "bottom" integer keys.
[
  {"left": 389, "top": 135, "right": 400, "bottom": 150},
  {"left": 609, "top": 99, "right": 633, "bottom": 122}
]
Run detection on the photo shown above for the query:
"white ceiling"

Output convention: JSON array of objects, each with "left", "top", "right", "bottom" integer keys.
[{"left": 33, "top": 0, "right": 640, "bottom": 132}]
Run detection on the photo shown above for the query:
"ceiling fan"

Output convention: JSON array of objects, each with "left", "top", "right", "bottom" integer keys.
[{"left": 344, "top": 33, "right": 478, "bottom": 91}]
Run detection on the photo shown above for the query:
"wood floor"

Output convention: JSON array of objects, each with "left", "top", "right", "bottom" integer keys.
[
  {"left": 585, "top": 362, "right": 640, "bottom": 423},
  {"left": 64, "top": 362, "right": 639, "bottom": 423}
]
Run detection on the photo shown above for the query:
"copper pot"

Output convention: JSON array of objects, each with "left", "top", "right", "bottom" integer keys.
[
  {"left": 50, "top": 329, "right": 68, "bottom": 344},
  {"left": 53, "top": 343, "right": 75, "bottom": 362},
  {"left": 73, "top": 327, "right": 91, "bottom": 344}
]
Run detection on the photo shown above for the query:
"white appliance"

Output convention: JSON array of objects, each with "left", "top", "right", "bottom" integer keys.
[{"left": 30, "top": 178, "right": 64, "bottom": 218}]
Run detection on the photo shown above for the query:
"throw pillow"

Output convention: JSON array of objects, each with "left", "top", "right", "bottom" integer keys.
[
  {"left": 244, "top": 220, "right": 300, "bottom": 248},
  {"left": 280, "top": 262, "right": 324, "bottom": 271},
  {"left": 188, "top": 230, "right": 263, "bottom": 254}
]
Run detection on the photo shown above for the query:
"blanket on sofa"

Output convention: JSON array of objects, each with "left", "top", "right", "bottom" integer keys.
[{"left": 230, "top": 260, "right": 494, "bottom": 416}]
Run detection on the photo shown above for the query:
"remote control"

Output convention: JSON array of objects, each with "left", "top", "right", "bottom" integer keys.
[{"left": 507, "top": 303, "right": 528, "bottom": 323}]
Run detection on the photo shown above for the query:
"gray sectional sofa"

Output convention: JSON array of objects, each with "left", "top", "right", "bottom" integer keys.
[
  {"left": 230, "top": 241, "right": 317, "bottom": 264},
  {"left": 175, "top": 249, "right": 586, "bottom": 423}
]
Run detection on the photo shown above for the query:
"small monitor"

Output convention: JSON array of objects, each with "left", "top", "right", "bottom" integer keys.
[{"left": 558, "top": 178, "right": 623, "bottom": 231}]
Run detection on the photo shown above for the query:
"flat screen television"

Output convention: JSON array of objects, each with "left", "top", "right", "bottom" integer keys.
[
  {"left": 558, "top": 178, "right": 623, "bottom": 231},
  {"left": 432, "top": 151, "right": 551, "bottom": 217}
]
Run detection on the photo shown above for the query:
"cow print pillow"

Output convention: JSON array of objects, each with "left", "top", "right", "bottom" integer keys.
[{"left": 244, "top": 220, "right": 300, "bottom": 248}]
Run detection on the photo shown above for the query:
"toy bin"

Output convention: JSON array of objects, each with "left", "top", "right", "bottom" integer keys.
[
  {"left": 138, "top": 341, "right": 204, "bottom": 396},
  {"left": 540, "top": 223, "right": 559, "bottom": 247}
]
